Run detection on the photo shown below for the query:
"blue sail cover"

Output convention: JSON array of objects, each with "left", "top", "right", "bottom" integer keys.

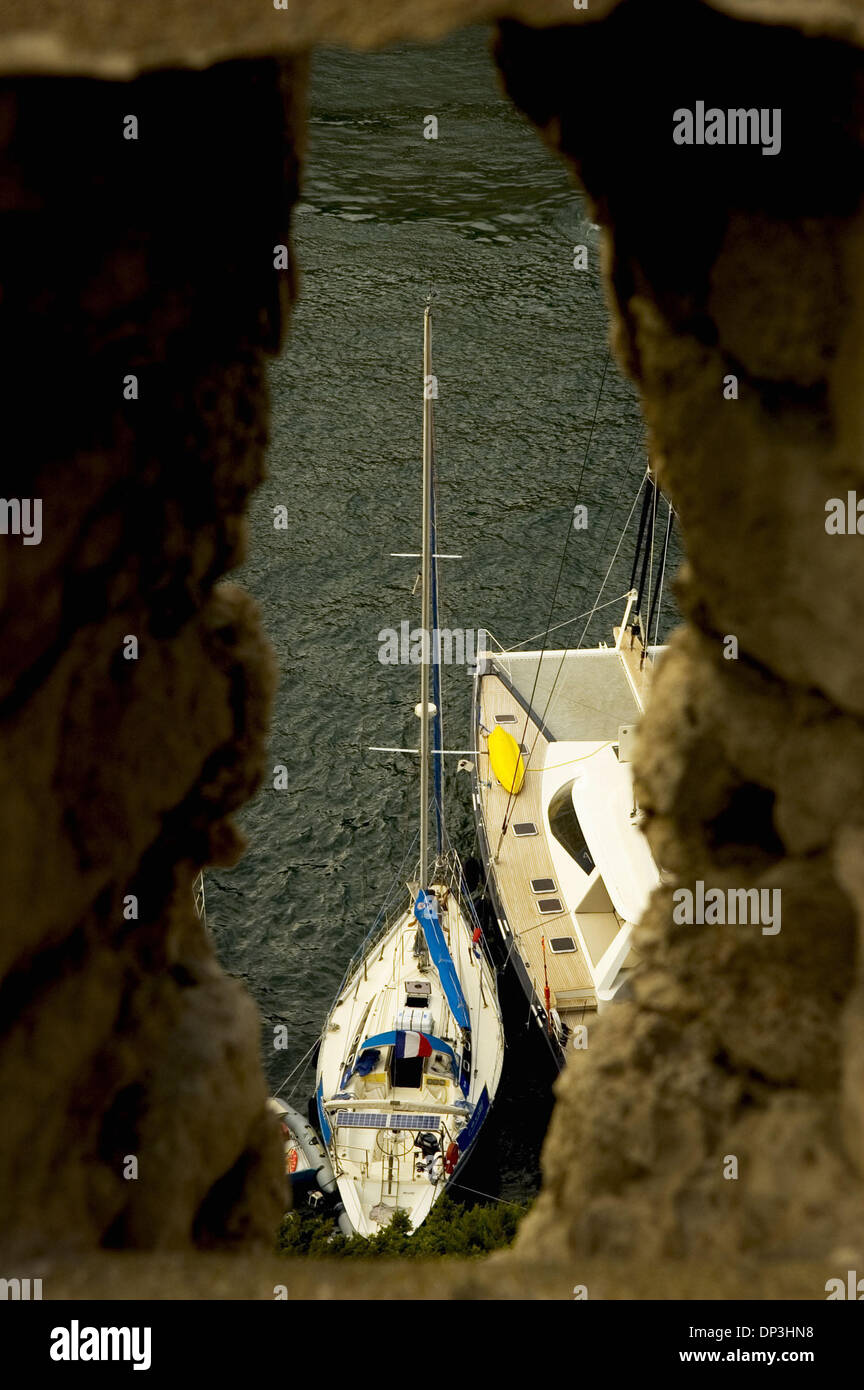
[
  {"left": 457, "top": 1085, "right": 490, "bottom": 1153},
  {"left": 359, "top": 1031, "right": 457, "bottom": 1061},
  {"left": 316, "top": 1078, "right": 331, "bottom": 1147},
  {"left": 414, "top": 890, "right": 471, "bottom": 1032}
]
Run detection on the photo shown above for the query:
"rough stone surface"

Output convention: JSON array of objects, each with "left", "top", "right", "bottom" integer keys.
[
  {"left": 0, "top": 56, "right": 304, "bottom": 1251},
  {"left": 3, "top": 0, "right": 864, "bottom": 1298},
  {"left": 496, "top": 1, "right": 864, "bottom": 1267},
  {"left": 18, "top": 1249, "right": 860, "bottom": 1301},
  {"left": 0, "top": 0, "right": 863, "bottom": 80}
]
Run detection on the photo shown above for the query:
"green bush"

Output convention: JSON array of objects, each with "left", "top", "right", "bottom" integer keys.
[{"left": 277, "top": 1194, "right": 524, "bottom": 1259}]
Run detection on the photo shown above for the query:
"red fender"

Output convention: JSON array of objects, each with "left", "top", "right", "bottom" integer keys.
[{"left": 444, "top": 1141, "right": 460, "bottom": 1175}]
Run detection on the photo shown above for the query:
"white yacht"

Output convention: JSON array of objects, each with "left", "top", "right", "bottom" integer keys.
[{"left": 471, "top": 471, "right": 671, "bottom": 1067}]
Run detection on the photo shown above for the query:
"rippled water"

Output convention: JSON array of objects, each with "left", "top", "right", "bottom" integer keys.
[{"left": 208, "top": 27, "right": 679, "bottom": 1206}]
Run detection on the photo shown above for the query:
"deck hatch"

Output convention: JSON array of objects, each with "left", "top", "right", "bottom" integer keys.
[
  {"left": 495, "top": 713, "right": 517, "bottom": 724},
  {"left": 548, "top": 936, "right": 576, "bottom": 953},
  {"left": 513, "top": 822, "right": 537, "bottom": 836},
  {"left": 335, "top": 1111, "right": 441, "bottom": 1131},
  {"left": 531, "top": 877, "right": 556, "bottom": 893},
  {"left": 538, "top": 897, "right": 564, "bottom": 914}
]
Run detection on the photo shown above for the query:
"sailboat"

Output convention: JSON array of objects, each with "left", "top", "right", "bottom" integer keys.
[
  {"left": 471, "top": 468, "right": 672, "bottom": 1068},
  {"left": 315, "top": 302, "right": 505, "bottom": 1237}
]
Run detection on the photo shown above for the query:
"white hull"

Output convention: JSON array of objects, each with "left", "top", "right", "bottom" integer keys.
[
  {"left": 316, "top": 881, "right": 504, "bottom": 1237},
  {"left": 472, "top": 633, "right": 664, "bottom": 1066}
]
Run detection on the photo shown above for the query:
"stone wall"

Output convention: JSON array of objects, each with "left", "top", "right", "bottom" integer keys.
[
  {"left": 2, "top": 0, "right": 863, "bottom": 1294},
  {"left": 0, "top": 56, "right": 304, "bottom": 1254},
  {"left": 496, "top": 0, "right": 864, "bottom": 1266}
]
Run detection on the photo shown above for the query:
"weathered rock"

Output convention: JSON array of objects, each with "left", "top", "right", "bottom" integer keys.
[
  {"left": 3, "top": 0, "right": 864, "bottom": 1294},
  {"left": 496, "top": 2, "right": 864, "bottom": 1265},
  {"left": 17, "top": 1247, "right": 859, "bottom": 1301},
  {"left": 3, "top": 0, "right": 864, "bottom": 82},
  {"left": 0, "top": 57, "right": 303, "bottom": 1250}
]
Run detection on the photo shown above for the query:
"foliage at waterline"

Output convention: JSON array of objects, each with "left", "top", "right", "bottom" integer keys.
[{"left": 277, "top": 1194, "right": 524, "bottom": 1258}]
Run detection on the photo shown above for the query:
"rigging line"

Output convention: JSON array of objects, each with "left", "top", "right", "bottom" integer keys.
[
  {"left": 505, "top": 591, "right": 631, "bottom": 651},
  {"left": 648, "top": 496, "right": 673, "bottom": 654},
  {"left": 336, "top": 824, "right": 422, "bottom": 999},
  {"left": 273, "top": 1036, "right": 320, "bottom": 1100},
  {"left": 502, "top": 929, "right": 520, "bottom": 969},
  {"left": 522, "top": 468, "right": 648, "bottom": 779},
  {"left": 500, "top": 430, "right": 644, "bottom": 654},
  {"left": 628, "top": 473, "right": 653, "bottom": 594},
  {"left": 429, "top": 388, "right": 451, "bottom": 861},
  {"left": 475, "top": 438, "right": 640, "bottom": 911},
  {"left": 494, "top": 349, "right": 612, "bottom": 859},
  {"left": 446, "top": 1181, "right": 528, "bottom": 1210},
  {"left": 482, "top": 461, "right": 644, "bottom": 923},
  {"left": 374, "top": 827, "right": 420, "bottom": 920},
  {"left": 635, "top": 473, "right": 655, "bottom": 630},
  {"left": 636, "top": 478, "right": 655, "bottom": 631},
  {"left": 486, "top": 445, "right": 646, "bottom": 894},
  {"left": 576, "top": 432, "right": 644, "bottom": 633},
  {"left": 643, "top": 469, "right": 658, "bottom": 653},
  {"left": 519, "top": 445, "right": 644, "bottom": 778}
]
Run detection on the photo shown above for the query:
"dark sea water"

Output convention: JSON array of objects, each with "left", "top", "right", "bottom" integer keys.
[{"left": 208, "top": 27, "right": 678, "bottom": 1208}]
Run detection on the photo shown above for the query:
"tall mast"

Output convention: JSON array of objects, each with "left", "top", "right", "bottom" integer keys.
[{"left": 419, "top": 303, "right": 433, "bottom": 891}]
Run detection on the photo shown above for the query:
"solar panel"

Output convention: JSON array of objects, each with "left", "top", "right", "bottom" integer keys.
[{"left": 335, "top": 1112, "right": 441, "bottom": 1131}]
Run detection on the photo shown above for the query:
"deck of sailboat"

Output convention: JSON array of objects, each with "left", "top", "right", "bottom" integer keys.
[
  {"left": 476, "top": 672, "right": 595, "bottom": 1016},
  {"left": 317, "top": 884, "right": 504, "bottom": 1235},
  {"left": 487, "top": 642, "right": 653, "bottom": 738},
  {"left": 612, "top": 626, "right": 658, "bottom": 713},
  {"left": 475, "top": 640, "right": 662, "bottom": 1034}
]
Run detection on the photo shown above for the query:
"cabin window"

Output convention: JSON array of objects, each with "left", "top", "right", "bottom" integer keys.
[
  {"left": 548, "top": 780, "right": 596, "bottom": 874},
  {"left": 531, "top": 877, "right": 556, "bottom": 893}
]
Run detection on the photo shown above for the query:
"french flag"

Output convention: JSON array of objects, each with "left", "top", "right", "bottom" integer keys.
[{"left": 396, "top": 1030, "right": 433, "bottom": 1059}]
